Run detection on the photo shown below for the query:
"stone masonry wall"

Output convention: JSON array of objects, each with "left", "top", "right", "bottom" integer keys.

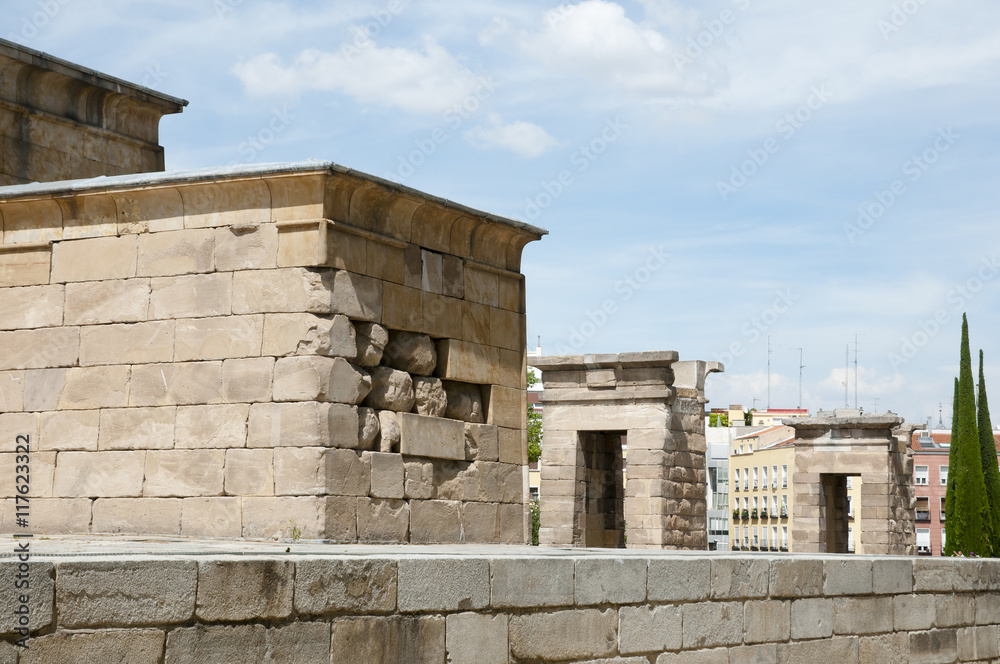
[
  {"left": 1, "top": 549, "right": 999, "bottom": 663},
  {"left": 0, "top": 163, "right": 542, "bottom": 543}
]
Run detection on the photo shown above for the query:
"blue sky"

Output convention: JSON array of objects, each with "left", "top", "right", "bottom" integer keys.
[{"left": 7, "top": 0, "right": 1000, "bottom": 425}]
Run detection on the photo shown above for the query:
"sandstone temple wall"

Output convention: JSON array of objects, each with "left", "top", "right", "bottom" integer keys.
[
  {"left": 2, "top": 548, "right": 998, "bottom": 663},
  {"left": 0, "top": 38, "right": 186, "bottom": 185},
  {"left": 0, "top": 161, "right": 544, "bottom": 544}
]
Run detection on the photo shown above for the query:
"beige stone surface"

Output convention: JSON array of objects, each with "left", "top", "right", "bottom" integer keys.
[
  {"left": 232, "top": 267, "right": 333, "bottom": 314},
  {"left": 247, "top": 401, "right": 358, "bottom": 449},
  {"left": 509, "top": 609, "right": 617, "bottom": 661},
  {"left": 144, "top": 450, "right": 226, "bottom": 497},
  {"left": 399, "top": 413, "right": 465, "bottom": 460},
  {"left": 52, "top": 451, "right": 145, "bottom": 497},
  {"left": 0, "top": 245, "right": 51, "bottom": 288},
  {"left": 38, "top": 409, "right": 100, "bottom": 451},
  {"left": 196, "top": 559, "right": 293, "bottom": 621},
  {"left": 367, "top": 451, "right": 404, "bottom": 499},
  {"left": 422, "top": 292, "right": 463, "bottom": 339},
  {"left": 0, "top": 451, "right": 54, "bottom": 497},
  {"left": 129, "top": 361, "right": 223, "bottom": 407},
  {"left": 381, "top": 282, "right": 422, "bottom": 331},
  {"left": 242, "top": 496, "right": 323, "bottom": 539},
  {"left": 404, "top": 461, "right": 434, "bottom": 500},
  {"left": 465, "top": 423, "right": 500, "bottom": 461},
  {"left": 137, "top": 228, "right": 215, "bottom": 276},
  {"left": 364, "top": 366, "right": 415, "bottom": 412},
  {"left": 92, "top": 498, "right": 182, "bottom": 534},
  {"left": 80, "top": 321, "right": 175, "bottom": 366},
  {"left": 487, "top": 385, "right": 523, "bottom": 429},
  {"left": 464, "top": 267, "right": 498, "bottom": 307},
  {"left": 330, "top": 269, "right": 382, "bottom": 322},
  {"left": 0, "top": 413, "right": 37, "bottom": 451},
  {"left": 64, "top": 278, "right": 150, "bottom": 325},
  {"left": 358, "top": 406, "right": 380, "bottom": 450},
  {"left": 379, "top": 409, "right": 401, "bottom": 452},
  {"left": 20, "top": 630, "right": 165, "bottom": 664},
  {"left": 24, "top": 365, "right": 130, "bottom": 411},
  {"left": 0, "top": 284, "right": 64, "bottom": 330},
  {"left": 225, "top": 448, "right": 274, "bottom": 496},
  {"left": 99, "top": 406, "right": 176, "bottom": 450},
  {"left": 0, "top": 371, "right": 24, "bottom": 412},
  {"left": 357, "top": 497, "right": 409, "bottom": 543},
  {"left": 462, "top": 300, "right": 490, "bottom": 345},
  {"left": 181, "top": 497, "right": 243, "bottom": 538},
  {"left": 327, "top": 448, "right": 371, "bottom": 496},
  {"left": 410, "top": 499, "right": 462, "bottom": 543},
  {"left": 294, "top": 558, "right": 397, "bottom": 615},
  {"left": 324, "top": 495, "right": 359, "bottom": 542},
  {"left": 330, "top": 615, "right": 444, "bottom": 664},
  {"left": 274, "top": 447, "right": 327, "bottom": 495},
  {"left": 435, "top": 339, "right": 519, "bottom": 387},
  {"left": 262, "top": 313, "right": 356, "bottom": 358},
  {"left": 52, "top": 234, "right": 137, "bottom": 282},
  {"left": 222, "top": 357, "right": 274, "bottom": 403},
  {"left": 180, "top": 180, "right": 271, "bottom": 228},
  {"left": 273, "top": 356, "right": 371, "bottom": 404},
  {"left": 149, "top": 273, "right": 232, "bottom": 319},
  {"left": 175, "top": 404, "right": 249, "bottom": 448},
  {"left": 165, "top": 624, "right": 266, "bottom": 664},
  {"left": 175, "top": 314, "right": 263, "bottom": 361},
  {"left": 215, "top": 223, "right": 278, "bottom": 271}
]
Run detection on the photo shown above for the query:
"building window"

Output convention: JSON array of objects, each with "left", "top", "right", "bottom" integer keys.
[
  {"left": 940, "top": 496, "right": 947, "bottom": 521},
  {"left": 753, "top": 467, "right": 759, "bottom": 490},
  {"left": 734, "top": 468, "right": 740, "bottom": 491},
  {"left": 771, "top": 495, "right": 778, "bottom": 515},
  {"left": 781, "top": 465, "right": 788, "bottom": 488},
  {"left": 847, "top": 526, "right": 855, "bottom": 552},
  {"left": 847, "top": 495, "right": 854, "bottom": 519},
  {"left": 761, "top": 526, "right": 768, "bottom": 548},
  {"left": 781, "top": 526, "right": 788, "bottom": 548},
  {"left": 761, "top": 466, "right": 768, "bottom": 487},
  {"left": 941, "top": 528, "right": 946, "bottom": 551},
  {"left": 915, "top": 497, "right": 930, "bottom": 522},
  {"left": 771, "top": 465, "right": 778, "bottom": 488},
  {"left": 916, "top": 528, "right": 931, "bottom": 554},
  {"left": 940, "top": 465, "right": 949, "bottom": 485},
  {"left": 846, "top": 476, "right": 853, "bottom": 489},
  {"left": 781, "top": 494, "right": 788, "bottom": 517},
  {"left": 743, "top": 529, "right": 749, "bottom": 547},
  {"left": 915, "top": 465, "right": 929, "bottom": 485},
  {"left": 752, "top": 526, "right": 759, "bottom": 548},
  {"left": 709, "top": 517, "right": 728, "bottom": 536},
  {"left": 743, "top": 469, "right": 749, "bottom": 491},
  {"left": 752, "top": 496, "right": 758, "bottom": 513},
  {"left": 743, "top": 497, "right": 749, "bottom": 512},
  {"left": 734, "top": 526, "right": 740, "bottom": 543},
  {"left": 771, "top": 525, "right": 778, "bottom": 548}
]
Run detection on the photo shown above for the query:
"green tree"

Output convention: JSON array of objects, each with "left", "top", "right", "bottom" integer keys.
[
  {"left": 529, "top": 498, "right": 540, "bottom": 546},
  {"left": 978, "top": 350, "right": 1000, "bottom": 555},
  {"left": 527, "top": 368, "right": 542, "bottom": 463},
  {"left": 944, "top": 314, "right": 991, "bottom": 556},
  {"left": 945, "top": 377, "right": 958, "bottom": 525}
]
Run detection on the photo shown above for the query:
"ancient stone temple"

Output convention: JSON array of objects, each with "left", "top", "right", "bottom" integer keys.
[
  {"left": 532, "top": 352, "right": 722, "bottom": 549},
  {"left": 787, "top": 410, "right": 916, "bottom": 555}
]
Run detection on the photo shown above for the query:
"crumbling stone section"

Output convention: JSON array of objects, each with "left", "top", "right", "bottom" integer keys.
[
  {"left": 0, "top": 38, "right": 186, "bottom": 186},
  {"left": 533, "top": 353, "right": 722, "bottom": 549},
  {"left": 788, "top": 411, "right": 916, "bottom": 555},
  {"left": 3, "top": 547, "right": 998, "bottom": 663},
  {"left": 0, "top": 161, "right": 544, "bottom": 544}
]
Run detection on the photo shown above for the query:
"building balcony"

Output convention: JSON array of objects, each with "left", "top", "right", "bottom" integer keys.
[
  {"left": 916, "top": 510, "right": 931, "bottom": 522},
  {"left": 917, "top": 545, "right": 932, "bottom": 556},
  {"left": 750, "top": 509, "right": 758, "bottom": 520},
  {"left": 780, "top": 507, "right": 788, "bottom": 518},
  {"left": 760, "top": 509, "right": 768, "bottom": 519},
  {"left": 741, "top": 510, "right": 749, "bottom": 521},
  {"left": 779, "top": 546, "right": 788, "bottom": 552}
]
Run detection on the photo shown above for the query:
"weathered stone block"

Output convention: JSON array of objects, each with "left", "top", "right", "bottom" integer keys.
[
  {"left": 404, "top": 460, "right": 434, "bottom": 499},
  {"left": 480, "top": 462, "right": 523, "bottom": 503},
  {"left": 422, "top": 292, "right": 463, "bottom": 339},
  {"left": 222, "top": 357, "right": 274, "bottom": 402},
  {"left": 25, "top": 365, "right": 131, "bottom": 411},
  {"left": 908, "top": 629, "right": 957, "bottom": 664},
  {"left": 499, "top": 502, "right": 526, "bottom": 543},
  {"left": 354, "top": 321, "right": 388, "bottom": 366},
  {"left": 175, "top": 404, "right": 249, "bottom": 448},
  {"left": 175, "top": 314, "right": 263, "bottom": 361},
  {"left": 38, "top": 409, "right": 100, "bottom": 451},
  {"left": 52, "top": 234, "right": 137, "bottom": 282},
  {"left": 130, "top": 361, "right": 223, "bottom": 407},
  {"left": 215, "top": 223, "right": 278, "bottom": 271},
  {"left": 261, "top": 312, "right": 356, "bottom": 358},
  {"left": 248, "top": 402, "right": 358, "bottom": 449},
  {"left": 98, "top": 406, "right": 175, "bottom": 450},
  {"left": 744, "top": 599, "right": 790, "bottom": 643},
  {"left": 0, "top": 244, "right": 50, "bottom": 288},
  {"left": 464, "top": 267, "right": 498, "bottom": 306},
  {"left": 92, "top": 498, "right": 182, "bottom": 534},
  {"left": 509, "top": 609, "right": 617, "bottom": 661},
  {"left": 382, "top": 282, "right": 422, "bottom": 331},
  {"left": 294, "top": 558, "right": 397, "bottom": 615},
  {"left": 824, "top": 558, "right": 873, "bottom": 595},
  {"left": 144, "top": 450, "right": 226, "bottom": 497},
  {"left": 273, "top": 356, "right": 371, "bottom": 404},
  {"left": 384, "top": 330, "right": 437, "bottom": 375},
  {"left": 446, "top": 612, "right": 506, "bottom": 664},
  {"left": 498, "top": 426, "right": 526, "bottom": 464},
  {"left": 324, "top": 495, "right": 358, "bottom": 542},
  {"left": 224, "top": 449, "right": 274, "bottom": 496},
  {"left": 0, "top": 327, "right": 79, "bottom": 370},
  {"left": 0, "top": 560, "right": 53, "bottom": 636},
  {"left": 491, "top": 557, "right": 574, "bottom": 608},
  {"left": 358, "top": 406, "right": 380, "bottom": 449},
  {"left": 833, "top": 596, "right": 893, "bottom": 635},
  {"left": 398, "top": 557, "right": 489, "bottom": 611},
  {"left": 196, "top": 559, "right": 293, "bottom": 621},
  {"left": 618, "top": 604, "right": 682, "bottom": 655},
  {"left": 56, "top": 560, "right": 196, "bottom": 627},
  {"left": 413, "top": 376, "right": 447, "bottom": 417},
  {"left": 399, "top": 413, "right": 465, "bottom": 460},
  {"left": 232, "top": 267, "right": 333, "bottom": 314},
  {"left": 769, "top": 558, "right": 823, "bottom": 597},
  {"left": 461, "top": 501, "right": 499, "bottom": 542},
  {"left": 181, "top": 497, "right": 242, "bottom": 538},
  {"left": 648, "top": 558, "right": 711, "bottom": 602},
  {"left": 242, "top": 496, "right": 323, "bottom": 539},
  {"left": 21, "top": 630, "right": 164, "bottom": 664},
  {"left": 656, "top": 649, "right": 728, "bottom": 664},
  {"left": 165, "top": 624, "right": 267, "bottom": 664},
  {"left": 575, "top": 558, "right": 646, "bottom": 605},
  {"left": 0, "top": 371, "right": 24, "bottom": 412},
  {"left": 53, "top": 451, "right": 145, "bottom": 497},
  {"left": 409, "top": 499, "right": 462, "bottom": 543},
  {"left": 443, "top": 380, "right": 485, "bottom": 423},
  {"left": 364, "top": 366, "right": 415, "bottom": 411},
  {"left": 3, "top": 497, "right": 92, "bottom": 534},
  {"left": 790, "top": 597, "right": 834, "bottom": 639},
  {"left": 465, "top": 423, "right": 499, "bottom": 461},
  {"left": 64, "top": 278, "right": 149, "bottom": 324},
  {"left": 137, "top": 228, "right": 215, "bottom": 276},
  {"left": 682, "top": 601, "right": 743, "bottom": 648},
  {"left": 266, "top": 622, "right": 332, "bottom": 664},
  {"left": 356, "top": 497, "right": 409, "bottom": 543},
  {"left": 331, "top": 616, "right": 444, "bottom": 664},
  {"left": 330, "top": 269, "right": 382, "bottom": 322},
  {"left": 858, "top": 633, "right": 908, "bottom": 664},
  {"left": 894, "top": 594, "right": 937, "bottom": 632},
  {"left": 0, "top": 284, "right": 63, "bottom": 330},
  {"left": 80, "top": 320, "right": 174, "bottom": 366},
  {"left": 873, "top": 559, "right": 912, "bottom": 594},
  {"left": 366, "top": 451, "right": 404, "bottom": 499},
  {"left": 327, "top": 448, "right": 371, "bottom": 496},
  {"left": 149, "top": 273, "right": 232, "bottom": 319}
]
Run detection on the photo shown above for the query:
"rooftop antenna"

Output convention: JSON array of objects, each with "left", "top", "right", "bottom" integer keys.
[
  {"left": 767, "top": 335, "right": 773, "bottom": 410},
  {"left": 843, "top": 345, "right": 849, "bottom": 408},
  {"left": 873, "top": 396, "right": 879, "bottom": 413},
  {"left": 752, "top": 397, "right": 760, "bottom": 411},
  {"left": 937, "top": 403, "right": 944, "bottom": 429},
  {"left": 791, "top": 347, "right": 805, "bottom": 410}
]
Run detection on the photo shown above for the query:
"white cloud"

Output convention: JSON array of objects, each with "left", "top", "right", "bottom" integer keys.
[
  {"left": 465, "top": 113, "right": 558, "bottom": 157},
  {"left": 231, "top": 35, "right": 483, "bottom": 115}
]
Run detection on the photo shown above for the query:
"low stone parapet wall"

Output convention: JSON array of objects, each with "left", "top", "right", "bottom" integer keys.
[{"left": 1, "top": 540, "right": 998, "bottom": 663}]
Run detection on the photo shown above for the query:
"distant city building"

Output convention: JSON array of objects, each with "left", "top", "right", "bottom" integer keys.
[
  {"left": 750, "top": 408, "right": 810, "bottom": 427},
  {"left": 910, "top": 427, "right": 1000, "bottom": 555}
]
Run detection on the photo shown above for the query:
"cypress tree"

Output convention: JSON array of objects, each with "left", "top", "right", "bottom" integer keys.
[
  {"left": 944, "top": 314, "right": 990, "bottom": 556},
  {"left": 977, "top": 350, "right": 1000, "bottom": 556}
]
